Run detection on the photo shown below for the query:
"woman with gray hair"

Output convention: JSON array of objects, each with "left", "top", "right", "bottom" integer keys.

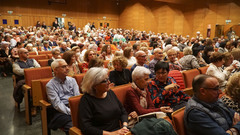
[
  {"left": 124, "top": 66, "right": 172, "bottom": 117},
  {"left": 78, "top": 67, "right": 129, "bottom": 135},
  {"left": 179, "top": 47, "right": 200, "bottom": 70}
]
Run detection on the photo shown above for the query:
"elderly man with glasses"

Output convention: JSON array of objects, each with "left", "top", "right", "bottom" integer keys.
[{"left": 46, "top": 59, "right": 80, "bottom": 135}]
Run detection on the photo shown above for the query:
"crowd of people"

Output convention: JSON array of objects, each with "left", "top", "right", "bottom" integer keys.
[{"left": 1, "top": 21, "right": 240, "bottom": 135}]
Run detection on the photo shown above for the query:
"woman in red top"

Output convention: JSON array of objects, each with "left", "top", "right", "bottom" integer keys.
[
  {"left": 82, "top": 50, "right": 96, "bottom": 73},
  {"left": 124, "top": 66, "right": 173, "bottom": 116}
]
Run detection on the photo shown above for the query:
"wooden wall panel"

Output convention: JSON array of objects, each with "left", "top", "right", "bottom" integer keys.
[
  {"left": 119, "top": 0, "right": 240, "bottom": 38},
  {"left": 0, "top": 0, "right": 119, "bottom": 29}
]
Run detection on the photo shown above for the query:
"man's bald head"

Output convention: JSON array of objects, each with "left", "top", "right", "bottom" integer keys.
[{"left": 18, "top": 48, "right": 29, "bottom": 61}]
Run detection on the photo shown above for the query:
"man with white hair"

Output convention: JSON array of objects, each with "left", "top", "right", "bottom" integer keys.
[
  {"left": 46, "top": 59, "right": 80, "bottom": 135},
  {"left": 131, "top": 51, "right": 153, "bottom": 78},
  {"left": 49, "top": 36, "right": 57, "bottom": 46},
  {"left": 149, "top": 48, "right": 163, "bottom": 77},
  {"left": 60, "top": 42, "right": 70, "bottom": 53},
  {"left": 48, "top": 48, "right": 61, "bottom": 66}
]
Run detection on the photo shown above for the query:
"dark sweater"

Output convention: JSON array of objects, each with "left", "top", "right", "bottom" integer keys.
[
  {"left": 78, "top": 90, "right": 128, "bottom": 135},
  {"left": 109, "top": 69, "right": 132, "bottom": 86}
]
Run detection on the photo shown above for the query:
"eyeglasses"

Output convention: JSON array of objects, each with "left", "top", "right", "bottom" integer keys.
[
  {"left": 203, "top": 86, "right": 220, "bottom": 91},
  {"left": 58, "top": 65, "right": 68, "bottom": 69},
  {"left": 100, "top": 78, "right": 109, "bottom": 84},
  {"left": 139, "top": 55, "right": 147, "bottom": 58}
]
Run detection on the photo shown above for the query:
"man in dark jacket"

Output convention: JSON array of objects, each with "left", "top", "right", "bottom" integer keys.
[{"left": 184, "top": 74, "right": 240, "bottom": 135}]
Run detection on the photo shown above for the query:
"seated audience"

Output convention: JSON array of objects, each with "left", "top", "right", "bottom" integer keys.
[
  {"left": 101, "top": 44, "right": 114, "bottom": 60},
  {"left": 0, "top": 42, "right": 12, "bottom": 77},
  {"left": 192, "top": 47, "right": 207, "bottom": 67},
  {"left": 223, "top": 52, "right": 234, "bottom": 67},
  {"left": 147, "top": 61, "right": 190, "bottom": 111},
  {"left": 46, "top": 59, "right": 80, "bottom": 135},
  {"left": 221, "top": 72, "right": 240, "bottom": 113},
  {"left": 71, "top": 46, "right": 81, "bottom": 63},
  {"left": 139, "top": 47, "right": 150, "bottom": 64},
  {"left": 202, "top": 46, "right": 214, "bottom": 64},
  {"left": 123, "top": 47, "right": 136, "bottom": 67},
  {"left": 12, "top": 48, "right": 40, "bottom": 103},
  {"left": 88, "top": 57, "right": 104, "bottom": 68},
  {"left": 109, "top": 56, "right": 132, "bottom": 86},
  {"left": 132, "top": 43, "right": 140, "bottom": 56},
  {"left": 218, "top": 41, "right": 228, "bottom": 53},
  {"left": 125, "top": 66, "right": 173, "bottom": 116},
  {"left": 13, "top": 48, "right": 40, "bottom": 81},
  {"left": 60, "top": 42, "right": 70, "bottom": 53},
  {"left": 184, "top": 74, "right": 240, "bottom": 135},
  {"left": 48, "top": 48, "right": 61, "bottom": 66},
  {"left": 79, "top": 67, "right": 129, "bottom": 135},
  {"left": 179, "top": 47, "right": 200, "bottom": 70},
  {"left": 41, "top": 41, "right": 52, "bottom": 51},
  {"left": 149, "top": 48, "right": 163, "bottom": 77},
  {"left": 131, "top": 51, "right": 150, "bottom": 74},
  {"left": 82, "top": 49, "right": 96, "bottom": 73},
  {"left": 167, "top": 49, "right": 182, "bottom": 71},
  {"left": 231, "top": 48, "right": 240, "bottom": 64},
  {"left": 49, "top": 36, "right": 58, "bottom": 46},
  {"left": 11, "top": 42, "right": 24, "bottom": 61},
  {"left": 62, "top": 51, "right": 80, "bottom": 76},
  {"left": 206, "top": 52, "right": 235, "bottom": 91}
]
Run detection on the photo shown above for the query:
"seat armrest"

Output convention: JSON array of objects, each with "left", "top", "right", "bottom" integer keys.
[
  {"left": 39, "top": 100, "right": 51, "bottom": 107},
  {"left": 182, "top": 87, "right": 193, "bottom": 96},
  {"left": 22, "top": 84, "right": 31, "bottom": 91},
  {"left": 69, "top": 127, "right": 83, "bottom": 135}
]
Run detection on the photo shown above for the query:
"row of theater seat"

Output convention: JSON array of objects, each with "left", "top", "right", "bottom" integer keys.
[{"left": 13, "top": 65, "right": 209, "bottom": 135}]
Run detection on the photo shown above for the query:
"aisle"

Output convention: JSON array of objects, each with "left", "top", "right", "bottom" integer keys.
[{"left": 0, "top": 76, "right": 64, "bottom": 135}]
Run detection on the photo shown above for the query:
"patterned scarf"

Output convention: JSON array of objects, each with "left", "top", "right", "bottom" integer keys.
[{"left": 132, "top": 82, "right": 147, "bottom": 109}]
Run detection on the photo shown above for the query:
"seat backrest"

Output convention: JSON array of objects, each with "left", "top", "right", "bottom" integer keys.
[
  {"left": 29, "top": 54, "right": 47, "bottom": 61},
  {"left": 38, "top": 59, "right": 50, "bottom": 67},
  {"left": 129, "top": 41, "right": 136, "bottom": 45},
  {"left": 172, "top": 107, "right": 186, "bottom": 135},
  {"left": 24, "top": 67, "right": 53, "bottom": 87},
  {"left": 40, "top": 78, "right": 51, "bottom": 101},
  {"left": 112, "top": 83, "right": 132, "bottom": 105},
  {"left": 29, "top": 52, "right": 37, "bottom": 55},
  {"left": 198, "top": 66, "right": 209, "bottom": 74},
  {"left": 47, "top": 54, "right": 53, "bottom": 59},
  {"left": 38, "top": 51, "right": 52, "bottom": 55},
  {"left": 32, "top": 78, "right": 52, "bottom": 106},
  {"left": 73, "top": 73, "right": 86, "bottom": 93},
  {"left": 182, "top": 69, "right": 200, "bottom": 88},
  {"left": 69, "top": 95, "right": 83, "bottom": 128},
  {"left": 169, "top": 70, "right": 185, "bottom": 90}
]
